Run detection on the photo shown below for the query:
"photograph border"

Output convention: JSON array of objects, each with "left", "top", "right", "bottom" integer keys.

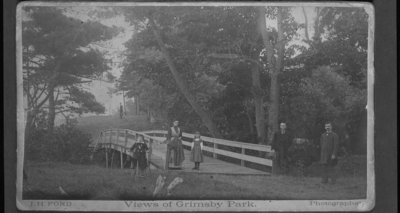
[{"left": 4, "top": 0, "right": 395, "bottom": 212}]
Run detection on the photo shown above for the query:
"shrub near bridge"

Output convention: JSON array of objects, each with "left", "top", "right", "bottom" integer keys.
[
  {"left": 26, "top": 123, "right": 92, "bottom": 164},
  {"left": 287, "top": 138, "right": 319, "bottom": 176}
]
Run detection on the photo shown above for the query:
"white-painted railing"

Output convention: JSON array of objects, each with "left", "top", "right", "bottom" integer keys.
[
  {"left": 142, "top": 130, "right": 274, "bottom": 167},
  {"left": 94, "top": 129, "right": 159, "bottom": 169},
  {"left": 93, "top": 129, "right": 274, "bottom": 170}
]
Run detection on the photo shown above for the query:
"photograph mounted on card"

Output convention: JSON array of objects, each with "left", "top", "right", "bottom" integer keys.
[{"left": 16, "top": 1, "right": 375, "bottom": 211}]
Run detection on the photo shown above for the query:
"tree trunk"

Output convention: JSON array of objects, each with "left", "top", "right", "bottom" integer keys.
[
  {"left": 122, "top": 90, "right": 126, "bottom": 116},
  {"left": 148, "top": 16, "right": 222, "bottom": 138},
  {"left": 245, "top": 106, "right": 255, "bottom": 136},
  {"left": 46, "top": 62, "right": 62, "bottom": 134},
  {"left": 302, "top": 7, "right": 310, "bottom": 41},
  {"left": 135, "top": 95, "right": 139, "bottom": 115},
  {"left": 313, "top": 7, "right": 324, "bottom": 42},
  {"left": 258, "top": 7, "right": 284, "bottom": 144},
  {"left": 251, "top": 66, "right": 266, "bottom": 145},
  {"left": 25, "top": 89, "right": 52, "bottom": 137},
  {"left": 47, "top": 83, "right": 56, "bottom": 134},
  {"left": 25, "top": 109, "right": 36, "bottom": 138},
  {"left": 268, "top": 8, "right": 285, "bottom": 144}
]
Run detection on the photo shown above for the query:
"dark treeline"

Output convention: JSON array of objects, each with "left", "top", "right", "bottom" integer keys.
[{"left": 119, "top": 6, "right": 368, "bottom": 154}]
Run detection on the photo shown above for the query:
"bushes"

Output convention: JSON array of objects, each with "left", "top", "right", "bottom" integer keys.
[{"left": 25, "top": 124, "right": 92, "bottom": 164}]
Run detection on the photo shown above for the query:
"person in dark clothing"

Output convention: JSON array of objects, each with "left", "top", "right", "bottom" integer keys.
[
  {"left": 272, "top": 122, "right": 292, "bottom": 174},
  {"left": 166, "top": 120, "right": 185, "bottom": 169},
  {"left": 119, "top": 103, "right": 124, "bottom": 119},
  {"left": 130, "top": 135, "right": 149, "bottom": 177},
  {"left": 190, "top": 131, "right": 204, "bottom": 170},
  {"left": 320, "top": 122, "right": 339, "bottom": 184}
]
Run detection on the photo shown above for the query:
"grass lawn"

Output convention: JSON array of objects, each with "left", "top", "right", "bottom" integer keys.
[{"left": 23, "top": 161, "right": 366, "bottom": 200}]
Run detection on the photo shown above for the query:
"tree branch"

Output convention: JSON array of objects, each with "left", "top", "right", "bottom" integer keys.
[
  {"left": 313, "top": 7, "right": 327, "bottom": 42},
  {"left": 54, "top": 88, "right": 61, "bottom": 102},
  {"left": 36, "top": 91, "right": 52, "bottom": 109},
  {"left": 32, "top": 84, "right": 49, "bottom": 106},
  {"left": 302, "top": 7, "right": 310, "bottom": 41},
  {"left": 26, "top": 60, "right": 44, "bottom": 67}
]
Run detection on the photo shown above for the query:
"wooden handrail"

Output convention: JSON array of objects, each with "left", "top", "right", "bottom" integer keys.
[
  {"left": 142, "top": 130, "right": 272, "bottom": 152},
  {"left": 95, "top": 129, "right": 273, "bottom": 168}
]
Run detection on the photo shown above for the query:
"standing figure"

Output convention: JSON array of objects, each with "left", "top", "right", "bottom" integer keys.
[
  {"left": 190, "top": 131, "right": 204, "bottom": 170},
  {"left": 119, "top": 103, "right": 124, "bottom": 119},
  {"left": 166, "top": 120, "right": 185, "bottom": 169},
  {"left": 130, "top": 135, "right": 149, "bottom": 177},
  {"left": 272, "top": 122, "right": 292, "bottom": 174},
  {"left": 320, "top": 122, "right": 339, "bottom": 184}
]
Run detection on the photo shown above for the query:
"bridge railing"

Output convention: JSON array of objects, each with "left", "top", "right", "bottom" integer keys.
[
  {"left": 142, "top": 130, "right": 274, "bottom": 168},
  {"left": 94, "top": 129, "right": 274, "bottom": 170},
  {"left": 94, "top": 129, "right": 159, "bottom": 168}
]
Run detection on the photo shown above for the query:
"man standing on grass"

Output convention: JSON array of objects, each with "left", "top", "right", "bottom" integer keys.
[
  {"left": 272, "top": 122, "right": 292, "bottom": 174},
  {"left": 320, "top": 122, "right": 339, "bottom": 184}
]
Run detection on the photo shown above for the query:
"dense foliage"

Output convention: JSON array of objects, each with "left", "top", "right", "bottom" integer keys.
[
  {"left": 22, "top": 7, "right": 119, "bottom": 134},
  {"left": 119, "top": 6, "right": 369, "bottom": 153},
  {"left": 25, "top": 121, "right": 92, "bottom": 163}
]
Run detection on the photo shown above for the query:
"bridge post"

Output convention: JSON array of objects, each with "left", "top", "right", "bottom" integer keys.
[
  {"left": 149, "top": 138, "right": 153, "bottom": 166},
  {"left": 108, "top": 131, "right": 113, "bottom": 168},
  {"left": 124, "top": 130, "right": 128, "bottom": 147},
  {"left": 116, "top": 130, "right": 123, "bottom": 169},
  {"left": 110, "top": 150, "right": 115, "bottom": 169},
  {"left": 213, "top": 142, "right": 217, "bottom": 159},
  {"left": 122, "top": 130, "right": 128, "bottom": 169},
  {"left": 241, "top": 147, "right": 245, "bottom": 166}
]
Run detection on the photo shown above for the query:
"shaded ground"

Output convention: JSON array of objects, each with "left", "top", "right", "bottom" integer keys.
[{"left": 23, "top": 161, "right": 366, "bottom": 200}]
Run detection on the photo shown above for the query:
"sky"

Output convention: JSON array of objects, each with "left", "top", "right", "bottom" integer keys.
[
  {"left": 63, "top": 10, "right": 135, "bottom": 116},
  {"left": 64, "top": 6, "right": 318, "bottom": 116},
  {"left": 84, "top": 15, "right": 134, "bottom": 115}
]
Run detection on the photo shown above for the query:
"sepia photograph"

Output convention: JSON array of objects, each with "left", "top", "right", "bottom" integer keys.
[{"left": 16, "top": 1, "right": 375, "bottom": 211}]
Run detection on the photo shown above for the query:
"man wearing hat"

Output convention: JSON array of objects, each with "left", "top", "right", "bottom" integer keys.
[{"left": 166, "top": 120, "right": 185, "bottom": 169}]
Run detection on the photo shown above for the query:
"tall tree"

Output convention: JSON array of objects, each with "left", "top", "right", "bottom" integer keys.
[
  {"left": 199, "top": 7, "right": 267, "bottom": 144},
  {"left": 22, "top": 7, "right": 118, "bottom": 133},
  {"left": 281, "top": 6, "right": 368, "bottom": 150},
  {"left": 147, "top": 15, "right": 221, "bottom": 137},
  {"left": 123, "top": 7, "right": 233, "bottom": 137},
  {"left": 302, "top": 7, "right": 368, "bottom": 88},
  {"left": 257, "top": 7, "right": 287, "bottom": 144}
]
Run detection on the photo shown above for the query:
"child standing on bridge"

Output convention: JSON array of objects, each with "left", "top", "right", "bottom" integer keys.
[
  {"left": 190, "top": 131, "right": 204, "bottom": 170},
  {"left": 130, "top": 135, "right": 149, "bottom": 177}
]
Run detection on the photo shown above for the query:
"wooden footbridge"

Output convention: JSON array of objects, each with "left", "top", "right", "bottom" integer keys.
[{"left": 91, "top": 128, "right": 274, "bottom": 175}]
